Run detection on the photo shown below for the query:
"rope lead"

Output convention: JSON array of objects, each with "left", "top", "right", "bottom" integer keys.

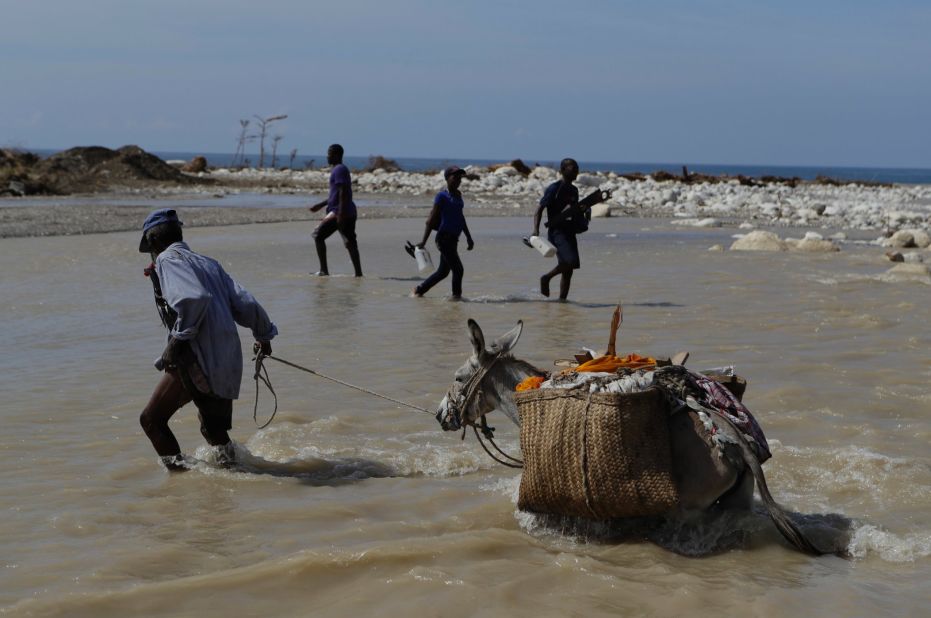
[{"left": 252, "top": 353, "right": 435, "bottom": 428}]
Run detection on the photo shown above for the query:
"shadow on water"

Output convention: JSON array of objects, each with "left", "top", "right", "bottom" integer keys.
[
  {"left": 200, "top": 448, "right": 397, "bottom": 487},
  {"left": 379, "top": 275, "right": 426, "bottom": 282},
  {"left": 462, "top": 296, "right": 683, "bottom": 309},
  {"left": 526, "top": 505, "right": 854, "bottom": 557}
]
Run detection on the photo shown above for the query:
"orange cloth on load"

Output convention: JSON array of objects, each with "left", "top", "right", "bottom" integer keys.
[
  {"left": 575, "top": 353, "right": 656, "bottom": 373},
  {"left": 515, "top": 376, "right": 546, "bottom": 392}
]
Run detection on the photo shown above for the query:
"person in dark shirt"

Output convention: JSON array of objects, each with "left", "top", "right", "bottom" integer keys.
[
  {"left": 532, "top": 158, "right": 586, "bottom": 300},
  {"left": 308, "top": 144, "right": 363, "bottom": 277},
  {"left": 412, "top": 166, "right": 475, "bottom": 299}
]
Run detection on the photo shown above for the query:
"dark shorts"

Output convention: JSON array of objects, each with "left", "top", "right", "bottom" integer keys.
[
  {"left": 313, "top": 215, "right": 357, "bottom": 245},
  {"left": 175, "top": 345, "right": 233, "bottom": 436},
  {"left": 548, "top": 228, "right": 580, "bottom": 269}
]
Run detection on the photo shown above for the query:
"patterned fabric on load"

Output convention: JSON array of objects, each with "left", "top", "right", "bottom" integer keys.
[{"left": 652, "top": 365, "right": 771, "bottom": 462}]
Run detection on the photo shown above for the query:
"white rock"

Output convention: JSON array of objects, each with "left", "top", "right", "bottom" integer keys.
[
  {"left": 886, "top": 230, "right": 917, "bottom": 248},
  {"left": 785, "top": 238, "right": 840, "bottom": 253},
  {"left": 803, "top": 231, "right": 824, "bottom": 241},
  {"left": 670, "top": 217, "right": 721, "bottom": 228},
  {"left": 590, "top": 203, "right": 612, "bottom": 218},
  {"left": 730, "top": 230, "right": 787, "bottom": 251},
  {"left": 530, "top": 166, "right": 556, "bottom": 180},
  {"left": 903, "top": 251, "right": 924, "bottom": 264},
  {"left": 493, "top": 166, "right": 519, "bottom": 176},
  {"left": 739, "top": 222, "right": 755, "bottom": 230},
  {"left": 829, "top": 232, "right": 847, "bottom": 241},
  {"left": 575, "top": 173, "right": 602, "bottom": 187},
  {"left": 902, "top": 228, "right": 931, "bottom": 248},
  {"left": 886, "top": 263, "right": 931, "bottom": 277},
  {"left": 708, "top": 244, "right": 725, "bottom": 252}
]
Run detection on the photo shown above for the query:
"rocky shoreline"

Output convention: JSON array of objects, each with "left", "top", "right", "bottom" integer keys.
[{"left": 2, "top": 148, "right": 930, "bottom": 251}]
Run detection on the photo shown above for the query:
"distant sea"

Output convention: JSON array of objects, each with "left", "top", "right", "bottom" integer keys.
[{"left": 34, "top": 149, "right": 931, "bottom": 185}]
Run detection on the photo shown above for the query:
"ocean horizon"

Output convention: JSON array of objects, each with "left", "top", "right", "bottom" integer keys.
[{"left": 28, "top": 148, "right": 931, "bottom": 185}]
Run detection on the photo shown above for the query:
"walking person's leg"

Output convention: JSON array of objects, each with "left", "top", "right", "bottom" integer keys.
[
  {"left": 312, "top": 217, "right": 339, "bottom": 275},
  {"left": 559, "top": 269, "right": 574, "bottom": 300},
  {"left": 139, "top": 370, "right": 193, "bottom": 468},
  {"left": 447, "top": 242, "right": 464, "bottom": 298},
  {"left": 338, "top": 217, "right": 363, "bottom": 277},
  {"left": 414, "top": 235, "right": 455, "bottom": 296},
  {"left": 194, "top": 396, "right": 235, "bottom": 466},
  {"left": 542, "top": 229, "right": 579, "bottom": 300}
]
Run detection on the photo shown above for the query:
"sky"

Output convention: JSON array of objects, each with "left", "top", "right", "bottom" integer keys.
[{"left": 1, "top": 0, "right": 929, "bottom": 168}]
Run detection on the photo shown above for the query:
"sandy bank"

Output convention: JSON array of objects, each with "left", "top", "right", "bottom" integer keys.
[{"left": 0, "top": 196, "right": 537, "bottom": 239}]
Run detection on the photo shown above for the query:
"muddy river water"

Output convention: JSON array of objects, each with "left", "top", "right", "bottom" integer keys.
[{"left": 1, "top": 215, "right": 928, "bottom": 616}]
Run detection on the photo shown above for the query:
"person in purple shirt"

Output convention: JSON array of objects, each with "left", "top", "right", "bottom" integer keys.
[
  {"left": 412, "top": 166, "right": 476, "bottom": 299},
  {"left": 308, "top": 144, "right": 363, "bottom": 276}
]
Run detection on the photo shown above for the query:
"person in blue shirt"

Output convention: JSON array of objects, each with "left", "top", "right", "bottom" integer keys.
[
  {"left": 138, "top": 209, "right": 278, "bottom": 471},
  {"left": 308, "top": 144, "right": 363, "bottom": 277},
  {"left": 412, "top": 166, "right": 476, "bottom": 299}
]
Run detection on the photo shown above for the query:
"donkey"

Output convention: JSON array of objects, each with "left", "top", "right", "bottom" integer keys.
[{"left": 436, "top": 319, "right": 825, "bottom": 555}]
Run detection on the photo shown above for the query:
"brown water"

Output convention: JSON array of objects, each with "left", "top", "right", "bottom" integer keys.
[{"left": 1, "top": 216, "right": 929, "bottom": 617}]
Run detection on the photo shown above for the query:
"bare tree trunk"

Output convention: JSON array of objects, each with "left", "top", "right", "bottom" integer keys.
[{"left": 271, "top": 135, "right": 283, "bottom": 169}]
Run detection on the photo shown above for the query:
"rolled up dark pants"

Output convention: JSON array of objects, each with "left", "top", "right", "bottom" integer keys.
[{"left": 415, "top": 232, "right": 463, "bottom": 297}]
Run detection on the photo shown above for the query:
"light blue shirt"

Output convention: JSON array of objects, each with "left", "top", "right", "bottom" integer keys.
[{"left": 156, "top": 242, "right": 278, "bottom": 399}]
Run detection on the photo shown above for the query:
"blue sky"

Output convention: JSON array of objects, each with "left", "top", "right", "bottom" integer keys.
[{"left": 1, "top": 0, "right": 929, "bottom": 167}]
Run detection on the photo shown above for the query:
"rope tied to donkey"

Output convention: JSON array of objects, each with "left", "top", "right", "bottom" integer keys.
[{"left": 252, "top": 351, "right": 434, "bottom": 427}]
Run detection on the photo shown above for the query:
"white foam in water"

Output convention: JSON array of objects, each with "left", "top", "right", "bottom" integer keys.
[
  {"left": 464, "top": 293, "right": 540, "bottom": 303},
  {"left": 848, "top": 524, "right": 931, "bottom": 562}
]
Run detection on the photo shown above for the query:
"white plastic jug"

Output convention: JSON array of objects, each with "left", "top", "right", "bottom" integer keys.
[
  {"left": 414, "top": 246, "right": 434, "bottom": 273},
  {"left": 528, "top": 235, "right": 557, "bottom": 258}
]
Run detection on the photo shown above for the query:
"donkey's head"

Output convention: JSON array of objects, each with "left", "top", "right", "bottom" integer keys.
[{"left": 436, "top": 319, "right": 545, "bottom": 432}]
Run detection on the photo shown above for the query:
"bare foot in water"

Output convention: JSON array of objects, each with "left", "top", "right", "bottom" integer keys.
[
  {"left": 410, "top": 288, "right": 423, "bottom": 298},
  {"left": 539, "top": 276, "right": 550, "bottom": 297}
]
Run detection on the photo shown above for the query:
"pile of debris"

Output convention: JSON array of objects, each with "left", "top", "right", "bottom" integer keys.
[{"left": 0, "top": 145, "right": 209, "bottom": 196}]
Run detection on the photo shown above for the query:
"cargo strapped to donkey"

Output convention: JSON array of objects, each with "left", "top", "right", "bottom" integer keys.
[{"left": 515, "top": 386, "right": 679, "bottom": 519}]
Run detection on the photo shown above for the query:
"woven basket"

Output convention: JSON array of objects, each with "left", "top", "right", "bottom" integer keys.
[{"left": 515, "top": 387, "right": 679, "bottom": 519}]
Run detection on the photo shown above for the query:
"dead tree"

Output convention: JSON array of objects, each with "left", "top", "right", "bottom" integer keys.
[
  {"left": 232, "top": 119, "right": 250, "bottom": 168},
  {"left": 253, "top": 114, "right": 287, "bottom": 169},
  {"left": 271, "top": 135, "right": 283, "bottom": 169},
  {"left": 289, "top": 148, "right": 298, "bottom": 170}
]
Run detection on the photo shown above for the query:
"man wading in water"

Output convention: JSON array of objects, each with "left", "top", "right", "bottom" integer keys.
[
  {"left": 412, "top": 165, "right": 476, "bottom": 299},
  {"left": 532, "top": 158, "right": 604, "bottom": 301},
  {"left": 308, "top": 144, "right": 363, "bottom": 277},
  {"left": 138, "top": 209, "right": 278, "bottom": 471}
]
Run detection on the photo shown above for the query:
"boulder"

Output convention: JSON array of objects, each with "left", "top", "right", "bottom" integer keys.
[
  {"left": 883, "top": 229, "right": 919, "bottom": 248},
  {"left": 901, "top": 228, "right": 931, "bottom": 248},
  {"left": 181, "top": 156, "right": 208, "bottom": 173},
  {"left": 886, "top": 263, "right": 931, "bottom": 277},
  {"left": 589, "top": 203, "right": 611, "bottom": 218},
  {"left": 493, "top": 165, "right": 519, "bottom": 177},
  {"left": 785, "top": 238, "right": 840, "bottom": 252},
  {"left": 575, "top": 173, "right": 602, "bottom": 187},
  {"left": 885, "top": 251, "right": 905, "bottom": 262},
  {"left": 509, "top": 159, "right": 532, "bottom": 175},
  {"left": 730, "top": 230, "right": 787, "bottom": 252},
  {"left": 708, "top": 244, "right": 725, "bottom": 252}
]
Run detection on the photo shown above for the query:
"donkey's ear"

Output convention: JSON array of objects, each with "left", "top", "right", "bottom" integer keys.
[
  {"left": 467, "top": 319, "right": 486, "bottom": 356},
  {"left": 491, "top": 320, "right": 523, "bottom": 353}
]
